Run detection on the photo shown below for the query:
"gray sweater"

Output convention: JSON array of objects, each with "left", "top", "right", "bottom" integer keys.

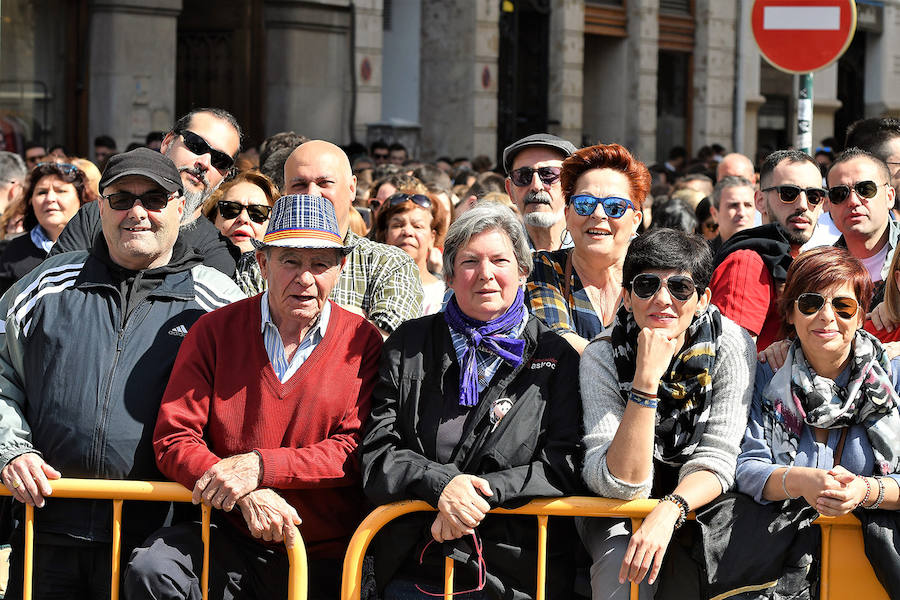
[{"left": 580, "top": 314, "right": 756, "bottom": 499}]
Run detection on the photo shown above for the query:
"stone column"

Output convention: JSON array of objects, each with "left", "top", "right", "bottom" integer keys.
[
  {"left": 625, "top": 0, "right": 658, "bottom": 163},
  {"left": 692, "top": 0, "right": 736, "bottom": 151},
  {"left": 812, "top": 64, "right": 841, "bottom": 150},
  {"left": 548, "top": 0, "right": 583, "bottom": 145},
  {"left": 88, "top": 0, "right": 181, "bottom": 150},
  {"left": 353, "top": 0, "right": 384, "bottom": 142},
  {"left": 738, "top": 0, "right": 766, "bottom": 158},
  {"left": 419, "top": 0, "right": 498, "bottom": 161},
  {"left": 863, "top": 1, "right": 900, "bottom": 116}
]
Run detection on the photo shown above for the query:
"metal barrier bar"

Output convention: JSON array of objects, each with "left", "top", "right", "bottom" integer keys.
[
  {"left": 0, "top": 478, "right": 307, "bottom": 600},
  {"left": 340, "top": 496, "right": 883, "bottom": 600}
]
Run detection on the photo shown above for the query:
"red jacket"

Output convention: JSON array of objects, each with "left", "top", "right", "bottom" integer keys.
[{"left": 153, "top": 295, "right": 383, "bottom": 558}]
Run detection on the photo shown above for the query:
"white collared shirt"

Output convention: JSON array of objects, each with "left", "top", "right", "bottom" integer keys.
[{"left": 260, "top": 292, "right": 331, "bottom": 382}]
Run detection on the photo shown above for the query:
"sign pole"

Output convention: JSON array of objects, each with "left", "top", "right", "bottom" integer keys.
[{"left": 797, "top": 73, "right": 813, "bottom": 155}]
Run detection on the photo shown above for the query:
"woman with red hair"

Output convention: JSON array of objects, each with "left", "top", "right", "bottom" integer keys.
[{"left": 526, "top": 143, "right": 649, "bottom": 353}]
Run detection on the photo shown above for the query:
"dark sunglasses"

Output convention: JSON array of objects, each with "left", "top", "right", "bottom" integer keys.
[
  {"left": 103, "top": 190, "right": 176, "bottom": 211},
  {"left": 177, "top": 129, "right": 234, "bottom": 171},
  {"left": 827, "top": 180, "right": 887, "bottom": 205},
  {"left": 217, "top": 200, "right": 271, "bottom": 223},
  {"left": 630, "top": 273, "right": 697, "bottom": 302},
  {"left": 570, "top": 194, "right": 636, "bottom": 218},
  {"left": 509, "top": 165, "right": 561, "bottom": 187},
  {"left": 34, "top": 162, "right": 82, "bottom": 182},
  {"left": 795, "top": 292, "right": 859, "bottom": 319},
  {"left": 761, "top": 184, "right": 827, "bottom": 206},
  {"left": 386, "top": 192, "right": 431, "bottom": 209},
  {"left": 702, "top": 220, "right": 718, "bottom": 232},
  {"left": 372, "top": 151, "right": 389, "bottom": 159}
]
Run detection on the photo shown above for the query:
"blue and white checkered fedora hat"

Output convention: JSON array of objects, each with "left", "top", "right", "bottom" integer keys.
[{"left": 250, "top": 194, "right": 355, "bottom": 254}]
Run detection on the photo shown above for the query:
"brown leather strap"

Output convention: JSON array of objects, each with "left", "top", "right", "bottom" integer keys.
[{"left": 561, "top": 248, "right": 574, "bottom": 301}]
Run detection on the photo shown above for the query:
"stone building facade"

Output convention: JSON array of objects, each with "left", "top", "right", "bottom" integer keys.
[{"left": 2, "top": 0, "right": 899, "bottom": 165}]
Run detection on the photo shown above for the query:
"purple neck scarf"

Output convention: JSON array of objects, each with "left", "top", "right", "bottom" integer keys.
[{"left": 444, "top": 287, "right": 527, "bottom": 407}]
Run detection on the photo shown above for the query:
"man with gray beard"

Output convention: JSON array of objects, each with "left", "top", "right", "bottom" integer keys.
[
  {"left": 503, "top": 134, "right": 576, "bottom": 251},
  {"left": 49, "top": 108, "right": 242, "bottom": 276}
]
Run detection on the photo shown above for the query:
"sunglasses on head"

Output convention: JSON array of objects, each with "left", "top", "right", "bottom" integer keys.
[
  {"left": 509, "top": 165, "right": 561, "bottom": 187},
  {"left": 827, "top": 180, "right": 887, "bottom": 205},
  {"left": 630, "top": 273, "right": 697, "bottom": 302},
  {"left": 35, "top": 162, "right": 82, "bottom": 182},
  {"left": 761, "top": 184, "right": 827, "bottom": 206},
  {"left": 177, "top": 129, "right": 234, "bottom": 172},
  {"left": 103, "top": 190, "right": 176, "bottom": 211},
  {"left": 795, "top": 292, "right": 859, "bottom": 319},
  {"left": 570, "top": 194, "right": 636, "bottom": 218},
  {"left": 386, "top": 192, "right": 431, "bottom": 209},
  {"left": 216, "top": 200, "right": 271, "bottom": 223}
]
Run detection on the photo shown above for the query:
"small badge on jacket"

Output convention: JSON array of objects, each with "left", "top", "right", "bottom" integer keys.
[{"left": 490, "top": 398, "right": 513, "bottom": 431}]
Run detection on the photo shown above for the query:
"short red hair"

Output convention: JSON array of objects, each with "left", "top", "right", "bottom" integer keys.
[
  {"left": 560, "top": 143, "right": 651, "bottom": 210},
  {"left": 778, "top": 246, "right": 873, "bottom": 339}
]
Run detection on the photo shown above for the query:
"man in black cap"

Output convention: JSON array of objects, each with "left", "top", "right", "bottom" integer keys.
[
  {"left": 0, "top": 148, "right": 245, "bottom": 599},
  {"left": 502, "top": 133, "right": 577, "bottom": 251}
]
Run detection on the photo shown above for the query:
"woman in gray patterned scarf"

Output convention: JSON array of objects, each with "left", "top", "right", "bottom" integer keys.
[{"left": 579, "top": 228, "right": 756, "bottom": 599}]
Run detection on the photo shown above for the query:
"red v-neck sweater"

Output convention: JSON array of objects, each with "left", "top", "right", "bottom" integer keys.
[{"left": 153, "top": 295, "right": 383, "bottom": 558}]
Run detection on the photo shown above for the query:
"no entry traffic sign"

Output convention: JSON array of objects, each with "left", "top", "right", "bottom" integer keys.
[{"left": 751, "top": 0, "right": 857, "bottom": 73}]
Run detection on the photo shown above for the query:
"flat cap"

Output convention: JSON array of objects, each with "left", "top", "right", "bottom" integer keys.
[{"left": 502, "top": 133, "right": 577, "bottom": 175}]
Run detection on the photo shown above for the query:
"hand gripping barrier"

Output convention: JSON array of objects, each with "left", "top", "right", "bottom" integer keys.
[
  {"left": 340, "top": 496, "right": 888, "bottom": 600},
  {"left": 0, "top": 478, "right": 308, "bottom": 600}
]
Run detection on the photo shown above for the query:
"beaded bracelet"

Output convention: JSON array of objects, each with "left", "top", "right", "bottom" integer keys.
[
  {"left": 629, "top": 389, "right": 658, "bottom": 409},
  {"left": 661, "top": 493, "right": 689, "bottom": 530},
  {"left": 781, "top": 465, "right": 799, "bottom": 500},
  {"left": 867, "top": 476, "right": 886, "bottom": 510},
  {"left": 857, "top": 476, "right": 872, "bottom": 509}
]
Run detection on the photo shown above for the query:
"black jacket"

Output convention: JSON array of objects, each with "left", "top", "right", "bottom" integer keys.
[
  {"left": 0, "top": 238, "right": 245, "bottom": 544},
  {"left": 50, "top": 201, "right": 240, "bottom": 277},
  {"left": 361, "top": 313, "right": 584, "bottom": 600},
  {"left": 0, "top": 233, "right": 47, "bottom": 294}
]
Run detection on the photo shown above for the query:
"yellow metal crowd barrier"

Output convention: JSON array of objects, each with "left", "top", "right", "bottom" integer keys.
[
  {"left": 0, "top": 478, "right": 308, "bottom": 600},
  {"left": 340, "top": 496, "right": 888, "bottom": 600}
]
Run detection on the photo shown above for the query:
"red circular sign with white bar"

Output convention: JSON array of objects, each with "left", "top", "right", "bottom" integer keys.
[{"left": 752, "top": 0, "right": 857, "bottom": 73}]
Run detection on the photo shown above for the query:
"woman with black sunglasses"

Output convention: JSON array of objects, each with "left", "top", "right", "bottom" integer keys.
[
  {"left": 579, "top": 228, "right": 756, "bottom": 599},
  {"left": 702, "top": 246, "right": 900, "bottom": 598},
  {"left": 202, "top": 170, "right": 278, "bottom": 254},
  {"left": 0, "top": 162, "right": 89, "bottom": 293},
  {"left": 526, "top": 144, "right": 647, "bottom": 354}
]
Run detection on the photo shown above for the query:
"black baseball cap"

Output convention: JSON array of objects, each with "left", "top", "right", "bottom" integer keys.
[
  {"left": 99, "top": 147, "right": 183, "bottom": 194},
  {"left": 502, "top": 133, "right": 577, "bottom": 175}
]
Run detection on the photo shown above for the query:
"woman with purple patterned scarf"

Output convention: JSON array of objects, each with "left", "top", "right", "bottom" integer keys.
[{"left": 360, "top": 202, "right": 584, "bottom": 600}]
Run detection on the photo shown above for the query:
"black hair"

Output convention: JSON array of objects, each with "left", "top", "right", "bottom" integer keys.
[
  {"left": 826, "top": 146, "right": 891, "bottom": 184},
  {"left": 171, "top": 107, "right": 243, "bottom": 154},
  {"left": 94, "top": 135, "right": 117, "bottom": 149},
  {"left": 758, "top": 149, "right": 817, "bottom": 188},
  {"left": 388, "top": 142, "right": 407, "bottom": 153},
  {"left": 145, "top": 131, "right": 165, "bottom": 145},
  {"left": 649, "top": 198, "right": 697, "bottom": 234},
  {"left": 370, "top": 139, "right": 389, "bottom": 154},
  {"left": 844, "top": 117, "right": 900, "bottom": 161},
  {"left": 624, "top": 228, "right": 713, "bottom": 294},
  {"left": 667, "top": 146, "right": 688, "bottom": 160}
]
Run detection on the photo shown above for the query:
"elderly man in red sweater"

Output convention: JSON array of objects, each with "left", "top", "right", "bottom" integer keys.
[{"left": 124, "top": 194, "right": 383, "bottom": 600}]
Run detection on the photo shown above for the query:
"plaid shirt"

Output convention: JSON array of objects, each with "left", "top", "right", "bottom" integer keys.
[
  {"left": 235, "top": 231, "right": 423, "bottom": 333},
  {"left": 525, "top": 248, "right": 605, "bottom": 340}
]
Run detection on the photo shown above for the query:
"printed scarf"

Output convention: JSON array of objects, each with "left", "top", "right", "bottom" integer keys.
[
  {"left": 762, "top": 329, "right": 900, "bottom": 475},
  {"left": 444, "top": 287, "right": 527, "bottom": 407},
  {"left": 610, "top": 304, "right": 721, "bottom": 465}
]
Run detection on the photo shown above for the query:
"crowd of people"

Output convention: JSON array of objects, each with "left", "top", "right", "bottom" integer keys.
[{"left": 0, "top": 108, "right": 897, "bottom": 600}]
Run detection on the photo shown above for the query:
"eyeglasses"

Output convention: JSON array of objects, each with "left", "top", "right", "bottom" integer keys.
[
  {"left": 761, "top": 185, "right": 827, "bottom": 206},
  {"left": 33, "top": 162, "right": 83, "bottom": 182},
  {"left": 630, "top": 273, "right": 697, "bottom": 302},
  {"left": 795, "top": 292, "right": 859, "bottom": 319},
  {"left": 176, "top": 129, "right": 234, "bottom": 172},
  {"left": 509, "top": 165, "right": 561, "bottom": 187},
  {"left": 570, "top": 194, "right": 637, "bottom": 218},
  {"left": 827, "top": 180, "right": 888, "bottom": 205},
  {"left": 103, "top": 190, "right": 176, "bottom": 211},
  {"left": 216, "top": 200, "right": 271, "bottom": 223},
  {"left": 372, "top": 151, "right": 389, "bottom": 159},
  {"left": 702, "top": 220, "right": 718, "bottom": 232},
  {"left": 386, "top": 192, "right": 431, "bottom": 209},
  {"left": 415, "top": 532, "right": 486, "bottom": 597}
]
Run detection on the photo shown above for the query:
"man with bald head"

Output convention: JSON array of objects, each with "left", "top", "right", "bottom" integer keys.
[
  {"left": 235, "top": 140, "right": 423, "bottom": 335},
  {"left": 716, "top": 152, "right": 757, "bottom": 184}
]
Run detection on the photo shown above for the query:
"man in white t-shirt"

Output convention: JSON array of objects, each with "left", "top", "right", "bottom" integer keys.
[{"left": 828, "top": 148, "right": 898, "bottom": 301}]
